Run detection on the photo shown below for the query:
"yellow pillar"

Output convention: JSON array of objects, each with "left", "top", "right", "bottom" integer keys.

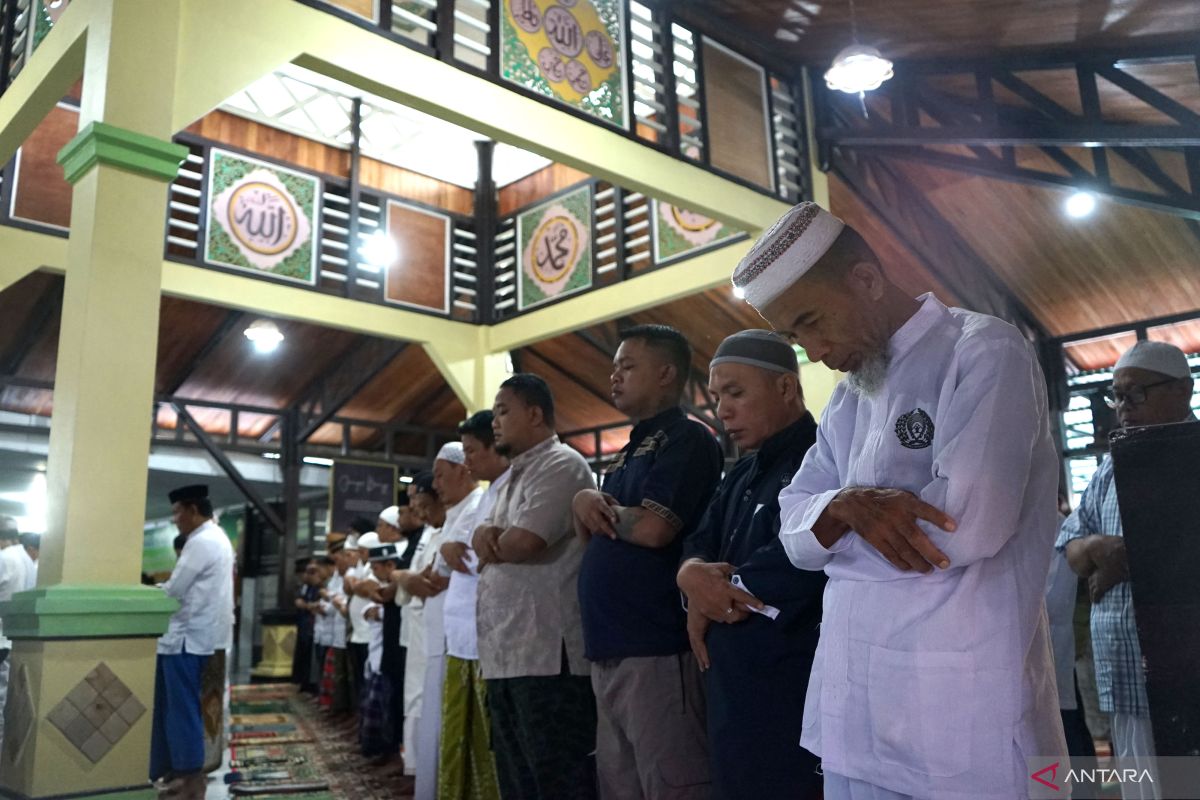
[
  {"left": 427, "top": 330, "right": 512, "bottom": 413},
  {"left": 802, "top": 66, "right": 831, "bottom": 210},
  {"left": 0, "top": 3, "right": 187, "bottom": 797}
]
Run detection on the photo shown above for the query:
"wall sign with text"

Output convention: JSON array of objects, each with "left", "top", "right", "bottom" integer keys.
[
  {"left": 328, "top": 460, "right": 398, "bottom": 536},
  {"left": 517, "top": 184, "right": 593, "bottom": 310},
  {"left": 502, "top": 0, "right": 627, "bottom": 128},
  {"left": 204, "top": 148, "right": 320, "bottom": 285}
]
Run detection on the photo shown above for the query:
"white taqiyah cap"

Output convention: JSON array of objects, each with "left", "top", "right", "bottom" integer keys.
[
  {"left": 378, "top": 506, "right": 400, "bottom": 528},
  {"left": 356, "top": 532, "right": 381, "bottom": 551},
  {"left": 436, "top": 441, "right": 466, "bottom": 465},
  {"left": 1114, "top": 340, "right": 1191, "bottom": 380},
  {"left": 731, "top": 201, "right": 845, "bottom": 311},
  {"left": 345, "top": 533, "right": 359, "bottom": 550}
]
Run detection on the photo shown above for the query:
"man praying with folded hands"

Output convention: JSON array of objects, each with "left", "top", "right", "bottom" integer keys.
[{"left": 734, "top": 202, "right": 1066, "bottom": 800}]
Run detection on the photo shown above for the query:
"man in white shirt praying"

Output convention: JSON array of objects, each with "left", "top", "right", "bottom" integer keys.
[
  {"left": 150, "top": 485, "right": 235, "bottom": 800},
  {"left": 438, "top": 410, "right": 509, "bottom": 800},
  {"left": 732, "top": 202, "right": 1067, "bottom": 800},
  {"left": 0, "top": 517, "right": 33, "bottom": 757}
]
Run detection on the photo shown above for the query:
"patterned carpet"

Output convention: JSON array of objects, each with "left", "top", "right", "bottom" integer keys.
[{"left": 212, "top": 684, "right": 412, "bottom": 800}]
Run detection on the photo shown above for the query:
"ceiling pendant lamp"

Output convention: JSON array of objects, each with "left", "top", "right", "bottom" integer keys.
[
  {"left": 823, "top": 0, "right": 893, "bottom": 95},
  {"left": 824, "top": 43, "right": 894, "bottom": 94}
]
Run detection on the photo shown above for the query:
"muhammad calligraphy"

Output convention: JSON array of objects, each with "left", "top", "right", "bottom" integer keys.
[
  {"left": 651, "top": 200, "right": 739, "bottom": 264},
  {"left": 205, "top": 149, "right": 319, "bottom": 284},
  {"left": 517, "top": 185, "right": 593, "bottom": 310},
  {"left": 502, "top": 0, "right": 626, "bottom": 127}
]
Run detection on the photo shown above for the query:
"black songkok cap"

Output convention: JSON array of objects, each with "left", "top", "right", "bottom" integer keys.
[
  {"left": 368, "top": 543, "right": 399, "bottom": 562},
  {"left": 710, "top": 330, "right": 799, "bottom": 375},
  {"left": 168, "top": 484, "right": 209, "bottom": 505},
  {"left": 349, "top": 517, "right": 376, "bottom": 535},
  {"left": 412, "top": 471, "right": 436, "bottom": 497}
]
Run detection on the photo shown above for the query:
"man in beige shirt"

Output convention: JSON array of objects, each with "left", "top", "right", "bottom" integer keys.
[{"left": 472, "top": 373, "right": 597, "bottom": 800}]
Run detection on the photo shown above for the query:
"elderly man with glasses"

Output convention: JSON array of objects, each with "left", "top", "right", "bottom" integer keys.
[{"left": 1057, "top": 340, "right": 1195, "bottom": 800}]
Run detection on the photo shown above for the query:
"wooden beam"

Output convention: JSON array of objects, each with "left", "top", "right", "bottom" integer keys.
[
  {"left": 294, "top": 338, "right": 409, "bottom": 441},
  {"left": 172, "top": 401, "right": 287, "bottom": 534},
  {"left": 161, "top": 310, "right": 246, "bottom": 395},
  {"left": 832, "top": 148, "right": 1047, "bottom": 339},
  {"left": 0, "top": 276, "right": 62, "bottom": 375}
]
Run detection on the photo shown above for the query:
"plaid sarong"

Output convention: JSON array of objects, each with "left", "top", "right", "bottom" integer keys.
[
  {"left": 318, "top": 647, "right": 350, "bottom": 713},
  {"left": 358, "top": 668, "right": 397, "bottom": 758}
]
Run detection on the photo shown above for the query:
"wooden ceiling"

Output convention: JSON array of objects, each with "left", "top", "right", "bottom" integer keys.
[
  {"left": 0, "top": 273, "right": 465, "bottom": 454},
  {"left": 677, "top": 0, "right": 1200, "bottom": 64},
  {"left": 4, "top": 4, "right": 1199, "bottom": 470}
]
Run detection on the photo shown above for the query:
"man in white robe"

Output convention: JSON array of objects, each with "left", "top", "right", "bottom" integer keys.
[
  {"left": 414, "top": 442, "right": 483, "bottom": 800},
  {"left": 733, "top": 202, "right": 1067, "bottom": 799}
]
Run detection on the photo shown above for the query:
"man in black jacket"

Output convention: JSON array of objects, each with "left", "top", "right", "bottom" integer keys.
[{"left": 678, "top": 330, "right": 826, "bottom": 800}]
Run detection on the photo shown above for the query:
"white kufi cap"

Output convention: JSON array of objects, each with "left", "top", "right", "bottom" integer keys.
[
  {"left": 378, "top": 505, "right": 400, "bottom": 528},
  {"left": 731, "top": 202, "right": 845, "bottom": 311},
  {"left": 1114, "top": 340, "right": 1191, "bottom": 380},
  {"left": 436, "top": 441, "right": 466, "bottom": 465},
  {"left": 356, "top": 531, "right": 381, "bottom": 550}
]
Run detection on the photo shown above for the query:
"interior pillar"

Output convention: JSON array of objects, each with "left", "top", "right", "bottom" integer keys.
[{"left": 0, "top": 2, "right": 188, "bottom": 797}]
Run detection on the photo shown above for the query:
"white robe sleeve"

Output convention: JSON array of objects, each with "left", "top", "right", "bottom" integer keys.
[
  {"left": 779, "top": 395, "right": 855, "bottom": 570},
  {"left": 912, "top": 337, "right": 1043, "bottom": 570},
  {"left": 781, "top": 335, "right": 1045, "bottom": 580},
  {"left": 161, "top": 538, "right": 206, "bottom": 601}
]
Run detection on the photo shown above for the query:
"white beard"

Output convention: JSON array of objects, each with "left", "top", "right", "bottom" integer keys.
[{"left": 845, "top": 349, "right": 891, "bottom": 397}]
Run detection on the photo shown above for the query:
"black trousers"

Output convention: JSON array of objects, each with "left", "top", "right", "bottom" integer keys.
[
  {"left": 347, "top": 642, "right": 369, "bottom": 707},
  {"left": 486, "top": 656, "right": 596, "bottom": 800},
  {"left": 387, "top": 644, "right": 407, "bottom": 745},
  {"left": 704, "top": 642, "right": 822, "bottom": 800}
]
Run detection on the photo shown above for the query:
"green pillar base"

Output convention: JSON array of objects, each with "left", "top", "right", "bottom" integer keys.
[{"left": 0, "top": 585, "right": 178, "bottom": 640}]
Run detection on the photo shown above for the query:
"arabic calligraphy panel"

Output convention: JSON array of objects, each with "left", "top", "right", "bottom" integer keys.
[
  {"left": 501, "top": 0, "right": 627, "bottom": 127},
  {"left": 517, "top": 184, "right": 593, "bottom": 310}
]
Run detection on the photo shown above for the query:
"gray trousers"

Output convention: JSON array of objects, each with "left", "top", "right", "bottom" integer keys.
[{"left": 592, "top": 652, "right": 711, "bottom": 800}]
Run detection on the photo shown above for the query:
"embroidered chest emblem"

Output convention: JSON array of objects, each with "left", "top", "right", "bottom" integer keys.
[{"left": 895, "top": 408, "right": 934, "bottom": 449}]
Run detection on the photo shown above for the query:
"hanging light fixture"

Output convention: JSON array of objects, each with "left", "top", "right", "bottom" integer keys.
[
  {"left": 824, "top": 0, "right": 893, "bottom": 94},
  {"left": 825, "top": 43, "right": 894, "bottom": 93},
  {"left": 244, "top": 319, "right": 284, "bottom": 354}
]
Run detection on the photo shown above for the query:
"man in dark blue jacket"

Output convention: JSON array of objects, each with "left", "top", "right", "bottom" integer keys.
[
  {"left": 678, "top": 330, "right": 825, "bottom": 800},
  {"left": 574, "top": 324, "right": 723, "bottom": 799}
]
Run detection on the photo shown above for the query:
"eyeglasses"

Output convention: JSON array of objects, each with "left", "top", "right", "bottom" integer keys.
[{"left": 1103, "top": 378, "right": 1179, "bottom": 409}]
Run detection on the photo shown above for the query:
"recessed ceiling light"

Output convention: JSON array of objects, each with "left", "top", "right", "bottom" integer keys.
[
  {"left": 244, "top": 319, "right": 284, "bottom": 354},
  {"left": 1065, "top": 191, "right": 1097, "bottom": 219}
]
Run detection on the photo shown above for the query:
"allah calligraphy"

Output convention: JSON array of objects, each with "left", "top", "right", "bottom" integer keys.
[
  {"left": 517, "top": 185, "right": 593, "bottom": 310},
  {"left": 206, "top": 149, "right": 318, "bottom": 284},
  {"left": 228, "top": 183, "right": 299, "bottom": 256},
  {"left": 502, "top": 0, "right": 626, "bottom": 126}
]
